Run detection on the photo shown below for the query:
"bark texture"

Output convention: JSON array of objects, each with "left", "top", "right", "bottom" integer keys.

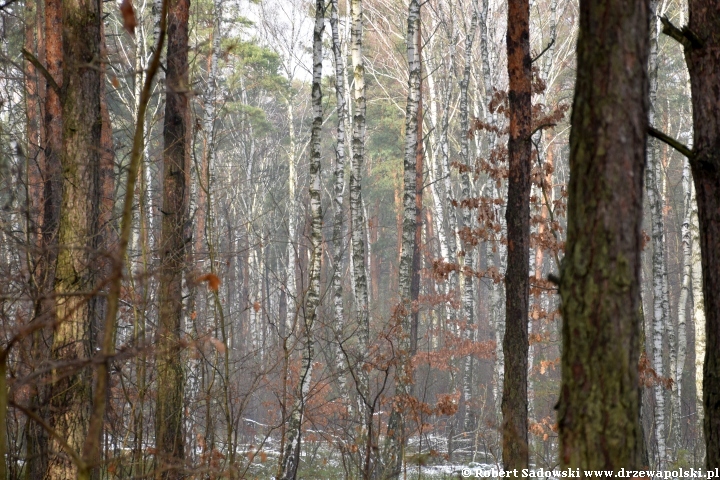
[
  {"left": 47, "top": 0, "right": 103, "bottom": 475},
  {"left": 681, "top": 1, "right": 720, "bottom": 466},
  {"left": 155, "top": 0, "right": 191, "bottom": 474},
  {"left": 502, "top": 0, "right": 531, "bottom": 469},
  {"left": 558, "top": 0, "right": 649, "bottom": 470},
  {"left": 384, "top": 0, "right": 420, "bottom": 475}
]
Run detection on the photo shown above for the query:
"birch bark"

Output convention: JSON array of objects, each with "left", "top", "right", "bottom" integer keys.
[
  {"left": 279, "top": 1, "right": 323, "bottom": 477},
  {"left": 384, "top": 0, "right": 420, "bottom": 475}
]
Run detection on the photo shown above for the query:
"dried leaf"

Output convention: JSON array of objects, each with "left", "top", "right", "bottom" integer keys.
[
  {"left": 110, "top": 76, "right": 120, "bottom": 89},
  {"left": 119, "top": 0, "right": 137, "bottom": 35},
  {"left": 196, "top": 273, "right": 221, "bottom": 292},
  {"left": 253, "top": 301, "right": 261, "bottom": 312}
]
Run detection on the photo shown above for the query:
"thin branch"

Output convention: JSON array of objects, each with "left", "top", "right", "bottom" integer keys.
[
  {"left": 21, "top": 48, "right": 60, "bottom": 94},
  {"left": 648, "top": 126, "right": 694, "bottom": 160},
  {"left": 532, "top": 37, "right": 555, "bottom": 64},
  {"left": 10, "top": 401, "right": 86, "bottom": 470}
]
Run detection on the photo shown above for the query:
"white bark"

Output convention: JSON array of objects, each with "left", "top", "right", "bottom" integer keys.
[
  {"left": 674, "top": 158, "right": 691, "bottom": 437},
  {"left": 384, "top": 1, "right": 420, "bottom": 475},
  {"left": 285, "top": 100, "right": 298, "bottom": 336},
  {"left": 647, "top": 0, "right": 668, "bottom": 466},
  {"left": 459, "top": 0, "right": 478, "bottom": 432},
  {"left": 280, "top": 3, "right": 324, "bottom": 477},
  {"left": 691, "top": 180, "right": 705, "bottom": 421}
]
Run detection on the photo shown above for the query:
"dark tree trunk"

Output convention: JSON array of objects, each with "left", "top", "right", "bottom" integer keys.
[
  {"left": 502, "top": 0, "right": 531, "bottom": 469},
  {"left": 156, "top": 0, "right": 190, "bottom": 475},
  {"left": 678, "top": 2, "right": 720, "bottom": 467},
  {"left": 558, "top": 0, "right": 649, "bottom": 470}
]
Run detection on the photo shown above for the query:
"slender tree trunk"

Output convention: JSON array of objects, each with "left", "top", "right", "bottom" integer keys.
[
  {"left": 690, "top": 180, "right": 705, "bottom": 446},
  {"left": 673, "top": 158, "right": 691, "bottom": 443},
  {"left": 348, "top": 0, "right": 372, "bottom": 466},
  {"left": 384, "top": 0, "right": 420, "bottom": 475},
  {"left": 502, "top": 0, "right": 531, "bottom": 469},
  {"left": 155, "top": 0, "right": 190, "bottom": 474},
  {"left": 458, "top": 0, "right": 477, "bottom": 433},
  {"left": 285, "top": 99, "right": 297, "bottom": 336},
  {"left": 558, "top": 0, "right": 649, "bottom": 469},
  {"left": 647, "top": 1, "right": 670, "bottom": 466},
  {"left": 279, "top": 2, "right": 324, "bottom": 478}
]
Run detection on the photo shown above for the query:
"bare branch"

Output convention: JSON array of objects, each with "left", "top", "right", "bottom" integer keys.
[
  {"left": 21, "top": 48, "right": 60, "bottom": 94},
  {"left": 660, "top": 16, "right": 703, "bottom": 50},
  {"left": 648, "top": 126, "right": 694, "bottom": 160}
]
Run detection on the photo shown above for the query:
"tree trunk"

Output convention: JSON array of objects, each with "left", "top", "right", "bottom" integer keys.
[
  {"left": 155, "top": 0, "right": 190, "bottom": 474},
  {"left": 667, "top": 2, "right": 720, "bottom": 467},
  {"left": 279, "top": 1, "right": 324, "bottom": 478},
  {"left": 384, "top": 0, "right": 420, "bottom": 475},
  {"left": 647, "top": 1, "right": 670, "bottom": 466},
  {"left": 501, "top": 0, "right": 531, "bottom": 470},
  {"left": 671, "top": 158, "right": 691, "bottom": 449},
  {"left": 458, "top": 0, "right": 477, "bottom": 433},
  {"left": 558, "top": 0, "right": 649, "bottom": 469},
  {"left": 47, "top": 0, "right": 103, "bottom": 475}
]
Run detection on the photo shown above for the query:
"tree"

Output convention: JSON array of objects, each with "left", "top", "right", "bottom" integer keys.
[
  {"left": 45, "top": 0, "right": 103, "bottom": 474},
  {"left": 653, "top": 2, "right": 720, "bottom": 468},
  {"left": 501, "top": 0, "right": 531, "bottom": 469},
  {"left": 557, "top": 0, "right": 649, "bottom": 469},
  {"left": 279, "top": 0, "right": 324, "bottom": 477},
  {"left": 155, "top": 0, "right": 190, "bottom": 474},
  {"left": 384, "top": 0, "right": 420, "bottom": 475}
]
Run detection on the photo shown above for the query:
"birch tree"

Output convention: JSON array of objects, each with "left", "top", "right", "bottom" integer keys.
[
  {"left": 279, "top": 0, "right": 324, "bottom": 477},
  {"left": 384, "top": 0, "right": 420, "bottom": 475}
]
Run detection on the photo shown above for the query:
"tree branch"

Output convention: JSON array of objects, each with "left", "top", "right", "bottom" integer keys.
[
  {"left": 532, "top": 37, "right": 555, "bottom": 64},
  {"left": 660, "top": 16, "right": 703, "bottom": 50},
  {"left": 21, "top": 48, "right": 60, "bottom": 94},
  {"left": 648, "top": 126, "right": 694, "bottom": 159}
]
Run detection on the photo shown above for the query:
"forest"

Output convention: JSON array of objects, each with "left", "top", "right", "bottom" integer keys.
[{"left": 0, "top": 0, "right": 718, "bottom": 477}]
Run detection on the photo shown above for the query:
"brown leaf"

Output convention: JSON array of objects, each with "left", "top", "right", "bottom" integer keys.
[
  {"left": 196, "top": 273, "right": 221, "bottom": 292},
  {"left": 253, "top": 301, "right": 261, "bottom": 312},
  {"left": 120, "top": 0, "right": 137, "bottom": 35}
]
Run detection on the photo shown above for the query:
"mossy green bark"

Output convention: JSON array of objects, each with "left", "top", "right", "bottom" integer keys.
[{"left": 558, "top": 0, "right": 649, "bottom": 471}]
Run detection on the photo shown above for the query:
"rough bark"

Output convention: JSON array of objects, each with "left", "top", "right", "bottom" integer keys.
[
  {"left": 502, "top": 0, "right": 531, "bottom": 469},
  {"left": 155, "top": 0, "right": 191, "bottom": 474},
  {"left": 46, "top": 0, "right": 103, "bottom": 475},
  {"left": 558, "top": 0, "right": 649, "bottom": 470},
  {"left": 678, "top": 2, "right": 720, "bottom": 466}
]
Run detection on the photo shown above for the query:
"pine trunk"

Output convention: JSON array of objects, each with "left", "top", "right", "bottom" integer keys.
[
  {"left": 155, "top": 0, "right": 190, "bottom": 474},
  {"left": 673, "top": 1, "right": 720, "bottom": 466},
  {"left": 558, "top": 0, "right": 648, "bottom": 469},
  {"left": 502, "top": 0, "right": 531, "bottom": 469}
]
